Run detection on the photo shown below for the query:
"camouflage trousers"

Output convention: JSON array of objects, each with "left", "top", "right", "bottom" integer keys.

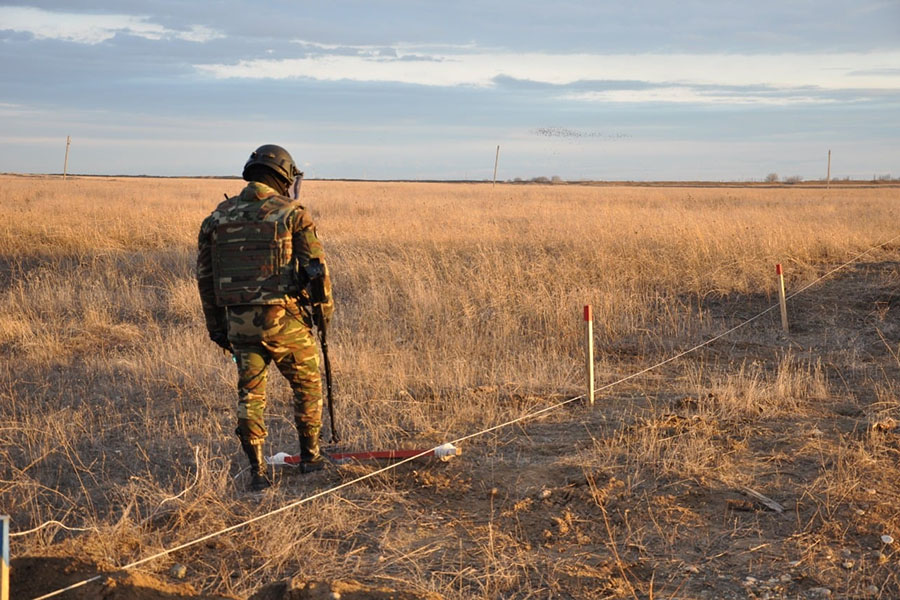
[{"left": 226, "top": 301, "right": 323, "bottom": 447}]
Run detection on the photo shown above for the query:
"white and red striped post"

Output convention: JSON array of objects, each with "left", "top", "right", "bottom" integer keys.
[
  {"left": 584, "top": 305, "right": 595, "bottom": 405},
  {"left": 776, "top": 264, "right": 789, "bottom": 333},
  {"left": 1, "top": 515, "right": 9, "bottom": 600}
]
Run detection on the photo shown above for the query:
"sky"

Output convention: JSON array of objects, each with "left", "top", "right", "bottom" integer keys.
[{"left": 1, "top": 1, "right": 898, "bottom": 180}]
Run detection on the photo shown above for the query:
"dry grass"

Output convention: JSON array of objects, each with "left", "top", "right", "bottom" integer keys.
[{"left": 2, "top": 174, "right": 900, "bottom": 599}]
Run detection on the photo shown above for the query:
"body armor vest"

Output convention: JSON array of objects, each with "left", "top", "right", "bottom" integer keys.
[{"left": 211, "top": 190, "right": 302, "bottom": 306}]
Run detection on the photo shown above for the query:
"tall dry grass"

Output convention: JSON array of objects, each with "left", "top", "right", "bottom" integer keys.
[{"left": 2, "top": 175, "right": 899, "bottom": 598}]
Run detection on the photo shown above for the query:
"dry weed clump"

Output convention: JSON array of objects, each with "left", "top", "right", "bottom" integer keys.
[
  {"left": 677, "top": 352, "right": 830, "bottom": 421},
  {"left": 2, "top": 175, "right": 900, "bottom": 598}
]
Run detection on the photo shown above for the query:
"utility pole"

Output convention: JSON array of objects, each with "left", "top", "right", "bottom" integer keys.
[
  {"left": 826, "top": 149, "right": 831, "bottom": 189},
  {"left": 63, "top": 136, "right": 71, "bottom": 179},
  {"left": 492, "top": 145, "right": 500, "bottom": 189}
]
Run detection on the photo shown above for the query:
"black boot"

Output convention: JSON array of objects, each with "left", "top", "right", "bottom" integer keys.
[
  {"left": 240, "top": 440, "right": 272, "bottom": 491},
  {"left": 298, "top": 433, "right": 325, "bottom": 474}
]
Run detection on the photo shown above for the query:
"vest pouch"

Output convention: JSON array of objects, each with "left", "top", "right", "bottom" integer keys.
[{"left": 213, "top": 221, "right": 288, "bottom": 305}]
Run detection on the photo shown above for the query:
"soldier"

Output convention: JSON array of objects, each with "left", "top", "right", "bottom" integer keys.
[{"left": 196, "top": 144, "right": 333, "bottom": 491}]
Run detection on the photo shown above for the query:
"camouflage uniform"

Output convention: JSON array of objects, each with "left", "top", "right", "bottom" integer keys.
[{"left": 196, "top": 181, "right": 333, "bottom": 463}]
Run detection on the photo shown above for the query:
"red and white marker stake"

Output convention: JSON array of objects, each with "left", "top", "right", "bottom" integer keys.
[
  {"left": 584, "top": 305, "right": 595, "bottom": 405},
  {"left": 267, "top": 443, "right": 461, "bottom": 467},
  {"left": 776, "top": 264, "right": 789, "bottom": 333},
  {"left": 1, "top": 514, "right": 8, "bottom": 600}
]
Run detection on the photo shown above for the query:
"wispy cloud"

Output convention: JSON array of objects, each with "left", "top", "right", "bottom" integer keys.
[
  {"left": 562, "top": 87, "right": 840, "bottom": 106},
  {"left": 196, "top": 46, "right": 900, "bottom": 105},
  {"left": 0, "top": 6, "right": 222, "bottom": 45},
  {"left": 291, "top": 39, "right": 479, "bottom": 55},
  {"left": 0, "top": 102, "right": 40, "bottom": 117}
]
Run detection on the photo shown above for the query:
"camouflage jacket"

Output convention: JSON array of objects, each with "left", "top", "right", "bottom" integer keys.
[{"left": 196, "top": 182, "right": 333, "bottom": 334}]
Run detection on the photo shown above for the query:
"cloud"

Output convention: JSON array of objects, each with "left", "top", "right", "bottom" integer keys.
[
  {"left": 0, "top": 6, "right": 222, "bottom": 44},
  {"left": 561, "top": 87, "right": 840, "bottom": 106},
  {"left": 196, "top": 46, "right": 900, "bottom": 106},
  {"left": 292, "top": 39, "right": 479, "bottom": 55},
  {"left": 0, "top": 102, "right": 41, "bottom": 117},
  {"left": 849, "top": 67, "right": 900, "bottom": 77}
]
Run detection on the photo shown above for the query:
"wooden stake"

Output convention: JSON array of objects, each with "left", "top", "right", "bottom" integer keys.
[
  {"left": 776, "top": 264, "right": 789, "bottom": 333},
  {"left": 826, "top": 149, "right": 831, "bottom": 189},
  {"left": 492, "top": 145, "right": 500, "bottom": 189},
  {"left": 63, "top": 136, "right": 71, "bottom": 179},
  {"left": 584, "top": 305, "right": 595, "bottom": 405},
  {"left": 1, "top": 515, "right": 9, "bottom": 600}
]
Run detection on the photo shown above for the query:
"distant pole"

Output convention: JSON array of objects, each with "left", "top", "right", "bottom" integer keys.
[
  {"left": 63, "top": 136, "right": 71, "bottom": 179},
  {"left": 826, "top": 149, "right": 831, "bottom": 189},
  {"left": 776, "top": 264, "right": 789, "bottom": 333},
  {"left": 584, "top": 305, "right": 595, "bottom": 405},
  {"left": 1, "top": 514, "right": 9, "bottom": 600},
  {"left": 492, "top": 145, "right": 500, "bottom": 189}
]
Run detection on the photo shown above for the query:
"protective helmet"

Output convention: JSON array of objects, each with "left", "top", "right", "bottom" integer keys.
[{"left": 242, "top": 144, "right": 301, "bottom": 184}]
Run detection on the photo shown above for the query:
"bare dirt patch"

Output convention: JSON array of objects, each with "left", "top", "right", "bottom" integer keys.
[
  {"left": 12, "top": 556, "right": 442, "bottom": 599},
  {"left": 11, "top": 555, "right": 233, "bottom": 599}
]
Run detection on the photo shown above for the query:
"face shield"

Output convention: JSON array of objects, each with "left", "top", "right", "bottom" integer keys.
[{"left": 288, "top": 170, "right": 304, "bottom": 200}]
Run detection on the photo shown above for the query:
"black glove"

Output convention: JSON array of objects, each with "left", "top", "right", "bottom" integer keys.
[
  {"left": 209, "top": 330, "right": 231, "bottom": 351},
  {"left": 304, "top": 259, "right": 327, "bottom": 304}
]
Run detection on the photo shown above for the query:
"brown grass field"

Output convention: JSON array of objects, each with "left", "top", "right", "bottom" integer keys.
[{"left": 1, "top": 174, "right": 899, "bottom": 599}]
